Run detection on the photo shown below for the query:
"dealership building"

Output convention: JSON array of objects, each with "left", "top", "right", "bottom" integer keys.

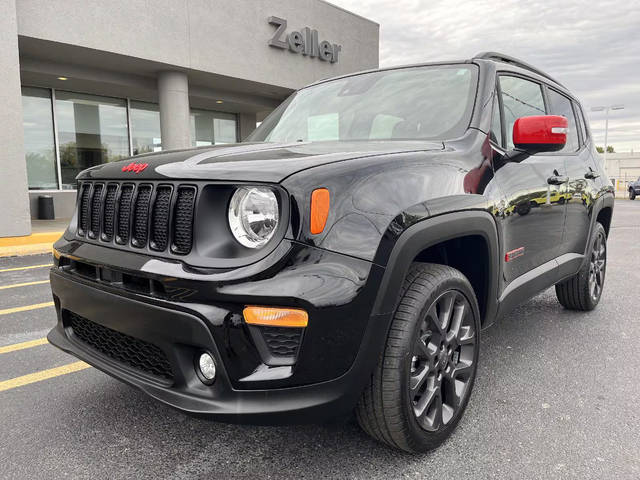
[{"left": 1, "top": 0, "right": 378, "bottom": 237}]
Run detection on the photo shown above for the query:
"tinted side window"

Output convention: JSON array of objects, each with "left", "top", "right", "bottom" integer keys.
[
  {"left": 491, "top": 93, "right": 503, "bottom": 147},
  {"left": 547, "top": 89, "right": 579, "bottom": 152},
  {"left": 499, "top": 76, "right": 546, "bottom": 149},
  {"left": 576, "top": 103, "right": 589, "bottom": 145}
]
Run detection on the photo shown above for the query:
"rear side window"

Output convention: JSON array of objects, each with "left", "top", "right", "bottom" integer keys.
[
  {"left": 499, "top": 76, "right": 546, "bottom": 149},
  {"left": 576, "top": 103, "right": 589, "bottom": 145},
  {"left": 547, "top": 89, "right": 579, "bottom": 152},
  {"left": 490, "top": 93, "right": 503, "bottom": 147}
]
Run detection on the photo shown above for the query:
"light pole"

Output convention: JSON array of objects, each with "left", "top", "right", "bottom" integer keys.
[{"left": 591, "top": 104, "right": 624, "bottom": 167}]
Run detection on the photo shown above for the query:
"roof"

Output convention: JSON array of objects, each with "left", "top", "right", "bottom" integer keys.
[
  {"left": 473, "top": 51, "right": 565, "bottom": 88},
  {"left": 302, "top": 52, "right": 570, "bottom": 98}
]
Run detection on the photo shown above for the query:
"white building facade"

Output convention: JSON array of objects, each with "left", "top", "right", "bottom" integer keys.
[{"left": 1, "top": 0, "right": 379, "bottom": 236}]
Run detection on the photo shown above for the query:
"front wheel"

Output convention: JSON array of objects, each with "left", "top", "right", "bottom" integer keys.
[
  {"left": 555, "top": 222, "right": 607, "bottom": 310},
  {"left": 630, "top": 189, "right": 636, "bottom": 200},
  {"left": 356, "top": 263, "right": 480, "bottom": 453}
]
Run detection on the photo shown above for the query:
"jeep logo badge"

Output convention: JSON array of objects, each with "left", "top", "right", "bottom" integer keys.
[
  {"left": 121, "top": 162, "right": 148, "bottom": 174},
  {"left": 268, "top": 16, "right": 341, "bottom": 63}
]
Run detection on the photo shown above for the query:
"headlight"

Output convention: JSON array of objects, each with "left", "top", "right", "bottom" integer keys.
[{"left": 228, "top": 187, "right": 279, "bottom": 248}]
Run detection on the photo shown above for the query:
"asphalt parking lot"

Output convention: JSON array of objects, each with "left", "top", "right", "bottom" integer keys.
[{"left": 1, "top": 199, "right": 639, "bottom": 479}]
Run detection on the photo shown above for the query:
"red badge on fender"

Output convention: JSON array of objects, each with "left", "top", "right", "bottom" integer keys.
[
  {"left": 505, "top": 247, "right": 525, "bottom": 262},
  {"left": 121, "top": 162, "right": 148, "bottom": 174}
]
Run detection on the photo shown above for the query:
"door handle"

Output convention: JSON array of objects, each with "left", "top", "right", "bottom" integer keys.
[
  {"left": 584, "top": 170, "right": 600, "bottom": 180},
  {"left": 547, "top": 175, "right": 569, "bottom": 185}
]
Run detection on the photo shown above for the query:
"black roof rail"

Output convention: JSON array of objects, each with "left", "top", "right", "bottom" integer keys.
[{"left": 473, "top": 51, "right": 565, "bottom": 88}]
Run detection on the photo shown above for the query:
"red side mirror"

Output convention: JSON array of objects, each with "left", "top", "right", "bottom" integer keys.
[{"left": 513, "top": 115, "right": 568, "bottom": 152}]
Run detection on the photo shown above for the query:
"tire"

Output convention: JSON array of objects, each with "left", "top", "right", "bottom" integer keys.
[
  {"left": 555, "top": 222, "right": 607, "bottom": 310},
  {"left": 356, "top": 263, "right": 481, "bottom": 453},
  {"left": 630, "top": 189, "right": 636, "bottom": 200}
]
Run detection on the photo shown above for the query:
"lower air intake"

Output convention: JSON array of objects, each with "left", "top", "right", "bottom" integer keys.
[{"left": 66, "top": 311, "right": 174, "bottom": 383}]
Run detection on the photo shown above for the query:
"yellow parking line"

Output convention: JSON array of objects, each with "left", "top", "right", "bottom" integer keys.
[
  {"left": 0, "top": 337, "right": 48, "bottom": 354},
  {"left": 0, "top": 302, "right": 54, "bottom": 316},
  {"left": 0, "top": 280, "right": 49, "bottom": 290},
  {"left": 0, "top": 361, "right": 91, "bottom": 392},
  {"left": 0, "top": 263, "right": 52, "bottom": 273}
]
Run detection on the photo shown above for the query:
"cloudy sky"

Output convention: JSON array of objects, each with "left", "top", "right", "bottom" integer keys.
[{"left": 333, "top": 0, "right": 640, "bottom": 152}]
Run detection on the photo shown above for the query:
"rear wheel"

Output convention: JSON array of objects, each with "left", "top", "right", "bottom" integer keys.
[
  {"left": 555, "top": 222, "right": 607, "bottom": 310},
  {"left": 356, "top": 263, "right": 480, "bottom": 453}
]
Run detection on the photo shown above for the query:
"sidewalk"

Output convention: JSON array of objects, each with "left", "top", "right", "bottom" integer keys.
[{"left": 0, "top": 219, "right": 68, "bottom": 257}]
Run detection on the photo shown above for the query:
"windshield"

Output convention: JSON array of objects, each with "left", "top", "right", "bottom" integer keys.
[{"left": 247, "top": 64, "right": 478, "bottom": 143}]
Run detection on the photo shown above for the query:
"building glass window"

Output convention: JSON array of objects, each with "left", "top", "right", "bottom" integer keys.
[
  {"left": 190, "top": 109, "right": 237, "bottom": 146},
  {"left": 22, "top": 87, "right": 58, "bottom": 190},
  {"left": 130, "top": 101, "right": 162, "bottom": 155},
  {"left": 55, "top": 91, "right": 129, "bottom": 189},
  {"left": 20, "top": 87, "right": 243, "bottom": 191}
]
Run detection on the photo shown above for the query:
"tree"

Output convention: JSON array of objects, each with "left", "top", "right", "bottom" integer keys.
[{"left": 595, "top": 146, "right": 615, "bottom": 153}]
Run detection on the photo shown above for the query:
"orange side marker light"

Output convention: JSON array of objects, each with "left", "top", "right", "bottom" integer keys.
[
  {"left": 310, "top": 188, "right": 330, "bottom": 234},
  {"left": 243, "top": 306, "right": 308, "bottom": 328}
]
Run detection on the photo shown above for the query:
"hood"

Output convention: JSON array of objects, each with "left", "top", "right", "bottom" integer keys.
[{"left": 78, "top": 141, "right": 444, "bottom": 183}]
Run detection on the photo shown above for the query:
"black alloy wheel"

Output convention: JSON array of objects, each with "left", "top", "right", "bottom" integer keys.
[
  {"left": 356, "top": 263, "right": 480, "bottom": 453},
  {"left": 588, "top": 228, "right": 607, "bottom": 303},
  {"left": 409, "top": 290, "right": 476, "bottom": 431},
  {"left": 555, "top": 221, "right": 608, "bottom": 311}
]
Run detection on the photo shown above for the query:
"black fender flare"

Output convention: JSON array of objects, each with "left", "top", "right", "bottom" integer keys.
[
  {"left": 579, "top": 192, "right": 615, "bottom": 267},
  {"left": 595, "top": 192, "right": 615, "bottom": 232},
  {"left": 371, "top": 210, "right": 500, "bottom": 327},
  {"left": 586, "top": 192, "right": 614, "bottom": 245}
]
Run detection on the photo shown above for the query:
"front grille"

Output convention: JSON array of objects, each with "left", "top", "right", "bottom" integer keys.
[
  {"left": 261, "top": 327, "right": 303, "bottom": 357},
  {"left": 76, "top": 180, "right": 197, "bottom": 255},
  {"left": 66, "top": 311, "right": 174, "bottom": 383}
]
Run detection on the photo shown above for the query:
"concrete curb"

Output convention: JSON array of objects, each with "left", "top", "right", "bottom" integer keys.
[{"left": 0, "top": 232, "right": 63, "bottom": 258}]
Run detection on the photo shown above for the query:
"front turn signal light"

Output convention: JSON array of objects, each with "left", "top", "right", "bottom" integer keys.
[
  {"left": 243, "top": 306, "right": 308, "bottom": 327},
  {"left": 310, "top": 188, "right": 330, "bottom": 234}
]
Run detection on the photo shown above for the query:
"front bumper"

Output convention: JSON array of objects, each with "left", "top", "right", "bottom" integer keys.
[{"left": 48, "top": 239, "right": 389, "bottom": 423}]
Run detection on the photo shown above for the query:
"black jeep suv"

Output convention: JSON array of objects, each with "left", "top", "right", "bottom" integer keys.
[{"left": 48, "top": 52, "right": 614, "bottom": 453}]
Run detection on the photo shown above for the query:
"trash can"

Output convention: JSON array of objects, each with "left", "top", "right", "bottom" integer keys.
[{"left": 38, "top": 195, "right": 55, "bottom": 220}]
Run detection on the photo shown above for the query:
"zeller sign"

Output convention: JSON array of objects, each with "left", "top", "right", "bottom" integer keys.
[{"left": 268, "top": 16, "right": 341, "bottom": 63}]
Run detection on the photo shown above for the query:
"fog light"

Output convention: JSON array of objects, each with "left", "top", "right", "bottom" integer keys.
[{"left": 197, "top": 352, "right": 216, "bottom": 383}]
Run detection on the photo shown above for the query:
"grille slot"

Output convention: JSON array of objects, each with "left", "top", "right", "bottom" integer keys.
[
  {"left": 66, "top": 310, "right": 174, "bottom": 383},
  {"left": 116, "top": 184, "right": 134, "bottom": 244},
  {"left": 132, "top": 185, "right": 152, "bottom": 248},
  {"left": 102, "top": 184, "right": 118, "bottom": 241},
  {"left": 150, "top": 186, "right": 172, "bottom": 251},
  {"left": 172, "top": 187, "right": 196, "bottom": 255},
  {"left": 88, "top": 183, "right": 104, "bottom": 239},
  {"left": 78, "top": 183, "right": 92, "bottom": 236},
  {"left": 261, "top": 327, "right": 303, "bottom": 357}
]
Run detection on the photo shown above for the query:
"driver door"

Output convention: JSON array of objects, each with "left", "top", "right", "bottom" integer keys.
[{"left": 492, "top": 75, "right": 567, "bottom": 286}]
